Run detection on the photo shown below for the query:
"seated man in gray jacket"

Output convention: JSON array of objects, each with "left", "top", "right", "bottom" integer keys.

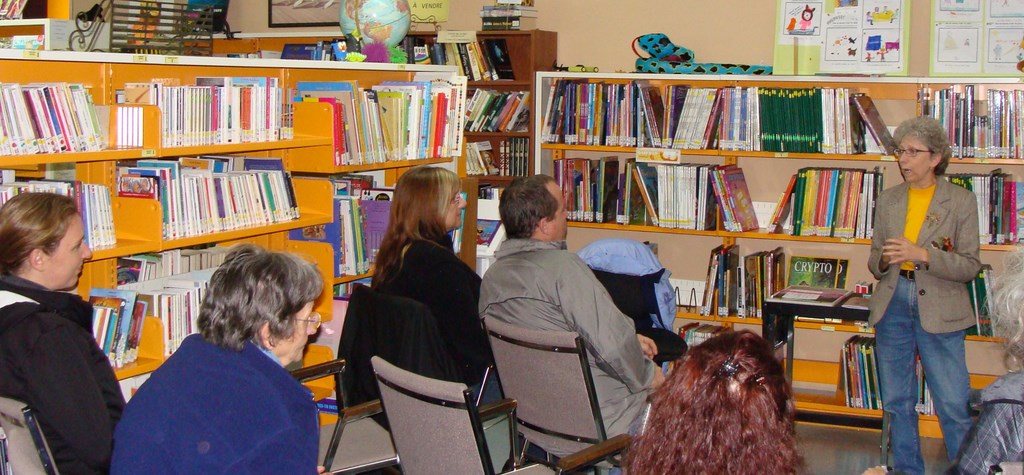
[{"left": 479, "top": 174, "right": 664, "bottom": 455}]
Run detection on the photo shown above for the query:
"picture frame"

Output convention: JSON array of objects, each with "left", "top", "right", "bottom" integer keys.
[{"left": 269, "top": 0, "right": 341, "bottom": 28}]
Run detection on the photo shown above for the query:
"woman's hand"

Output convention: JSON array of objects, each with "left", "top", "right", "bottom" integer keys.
[{"left": 882, "top": 237, "right": 927, "bottom": 267}]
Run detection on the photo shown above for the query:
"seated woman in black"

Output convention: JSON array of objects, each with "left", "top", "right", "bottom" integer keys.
[
  {"left": 371, "top": 166, "right": 497, "bottom": 402},
  {"left": 0, "top": 192, "right": 124, "bottom": 474}
]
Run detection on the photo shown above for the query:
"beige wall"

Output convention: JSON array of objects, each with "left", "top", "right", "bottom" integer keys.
[{"left": 230, "top": 0, "right": 935, "bottom": 74}]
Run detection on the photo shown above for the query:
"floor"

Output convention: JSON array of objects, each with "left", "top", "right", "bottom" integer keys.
[{"left": 797, "top": 422, "right": 949, "bottom": 475}]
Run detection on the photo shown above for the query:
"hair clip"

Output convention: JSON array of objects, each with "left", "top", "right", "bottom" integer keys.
[{"left": 716, "top": 356, "right": 740, "bottom": 378}]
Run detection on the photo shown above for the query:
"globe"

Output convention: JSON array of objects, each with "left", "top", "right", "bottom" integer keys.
[{"left": 339, "top": 0, "right": 411, "bottom": 48}]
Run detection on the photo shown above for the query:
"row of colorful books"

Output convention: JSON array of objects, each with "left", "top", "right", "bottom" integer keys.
[
  {"left": 0, "top": 178, "right": 115, "bottom": 249},
  {"left": 840, "top": 335, "right": 935, "bottom": 415},
  {"left": 465, "top": 89, "right": 530, "bottom": 133},
  {"left": 700, "top": 245, "right": 790, "bottom": 318},
  {"left": 115, "top": 156, "right": 298, "bottom": 240},
  {"left": 0, "top": 82, "right": 105, "bottom": 155},
  {"left": 120, "top": 77, "right": 284, "bottom": 147},
  {"left": 289, "top": 174, "right": 393, "bottom": 278},
  {"left": 119, "top": 268, "right": 217, "bottom": 357},
  {"left": 947, "top": 171, "right": 1024, "bottom": 245},
  {"left": 409, "top": 38, "right": 516, "bottom": 82},
  {"left": 465, "top": 141, "right": 498, "bottom": 176},
  {"left": 774, "top": 167, "right": 885, "bottom": 240},
  {"left": 924, "top": 85, "right": 1024, "bottom": 159},
  {"left": 539, "top": 80, "right": 895, "bottom": 155},
  {"left": 293, "top": 77, "right": 467, "bottom": 166},
  {"left": 0, "top": 0, "right": 29, "bottom": 19},
  {"left": 554, "top": 157, "right": 760, "bottom": 234},
  {"left": 89, "top": 288, "right": 149, "bottom": 369},
  {"left": 117, "top": 246, "right": 231, "bottom": 286}
]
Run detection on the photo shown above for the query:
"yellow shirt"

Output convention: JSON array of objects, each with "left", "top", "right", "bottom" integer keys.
[{"left": 901, "top": 185, "right": 935, "bottom": 271}]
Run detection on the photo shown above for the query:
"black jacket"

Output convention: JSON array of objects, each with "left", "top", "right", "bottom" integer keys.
[
  {"left": 0, "top": 275, "right": 125, "bottom": 474},
  {"left": 375, "top": 236, "right": 494, "bottom": 386},
  {"left": 340, "top": 283, "right": 461, "bottom": 408}
]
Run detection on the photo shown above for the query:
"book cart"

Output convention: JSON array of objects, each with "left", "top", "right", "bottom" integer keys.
[
  {"left": 533, "top": 71, "right": 1020, "bottom": 437},
  {"left": 0, "top": 49, "right": 469, "bottom": 408}
]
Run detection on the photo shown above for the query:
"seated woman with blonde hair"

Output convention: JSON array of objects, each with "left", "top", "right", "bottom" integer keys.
[
  {"left": 626, "top": 330, "right": 802, "bottom": 474},
  {"left": 372, "top": 165, "right": 497, "bottom": 401}
]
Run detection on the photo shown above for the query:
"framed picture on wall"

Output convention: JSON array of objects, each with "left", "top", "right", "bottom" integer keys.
[{"left": 269, "top": 0, "right": 341, "bottom": 28}]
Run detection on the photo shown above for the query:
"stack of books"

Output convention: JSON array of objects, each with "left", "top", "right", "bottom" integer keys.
[{"left": 480, "top": 5, "right": 537, "bottom": 30}]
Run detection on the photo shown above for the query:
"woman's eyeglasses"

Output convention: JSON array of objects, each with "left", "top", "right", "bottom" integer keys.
[
  {"left": 296, "top": 312, "right": 321, "bottom": 334},
  {"left": 894, "top": 147, "right": 933, "bottom": 158}
]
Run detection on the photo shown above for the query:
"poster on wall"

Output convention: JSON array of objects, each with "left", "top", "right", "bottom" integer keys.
[
  {"left": 931, "top": 0, "right": 1024, "bottom": 75},
  {"left": 773, "top": 0, "right": 909, "bottom": 75}
]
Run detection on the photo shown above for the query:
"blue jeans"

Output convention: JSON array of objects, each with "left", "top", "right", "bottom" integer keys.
[{"left": 875, "top": 276, "right": 972, "bottom": 475}]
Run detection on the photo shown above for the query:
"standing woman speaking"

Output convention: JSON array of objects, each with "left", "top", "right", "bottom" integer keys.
[
  {"left": 868, "top": 116, "right": 981, "bottom": 475},
  {"left": 0, "top": 192, "right": 125, "bottom": 474}
]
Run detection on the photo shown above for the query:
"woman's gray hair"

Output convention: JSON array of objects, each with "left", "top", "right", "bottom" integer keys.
[
  {"left": 991, "top": 247, "right": 1024, "bottom": 371},
  {"left": 197, "top": 244, "right": 323, "bottom": 351},
  {"left": 892, "top": 116, "right": 953, "bottom": 175}
]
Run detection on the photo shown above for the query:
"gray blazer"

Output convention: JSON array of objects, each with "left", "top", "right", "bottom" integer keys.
[{"left": 867, "top": 178, "right": 982, "bottom": 334}]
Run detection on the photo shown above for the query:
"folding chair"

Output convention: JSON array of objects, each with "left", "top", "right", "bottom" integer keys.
[
  {"left": 371, "top": 356, "right": 623, "bottom": 475},
  {"left": 482, "top": 317, "right": 631, "bottom": 469},
  {"left": 0, "top": 396, "right": 58, "bottom": 475},
  {"left": 291, "top": 358, "right": 398, "bottom": 474}
]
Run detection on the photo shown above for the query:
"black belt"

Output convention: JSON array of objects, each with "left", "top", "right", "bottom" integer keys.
[{"left": 898, "top": 269, "right": 915, "bottom": 280}]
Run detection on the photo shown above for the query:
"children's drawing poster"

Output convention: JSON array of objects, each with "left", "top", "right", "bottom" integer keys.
[
  {"left": 931, "top": 0, "right": 1024, "bottom": 75},
  {"left": 774, "top": 0, "right": 909, "bottom": 75}
]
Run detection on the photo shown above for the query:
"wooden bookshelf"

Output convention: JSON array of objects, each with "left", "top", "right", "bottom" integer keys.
[
  {"left": 408, "top": 30, "right": 557, "bottom": 181},
  {"left": 536, "top": 72, "right": 1021, "bottom": 437},
  {"left": 0, "top": 51, "right": 462, "bottom": 387}
]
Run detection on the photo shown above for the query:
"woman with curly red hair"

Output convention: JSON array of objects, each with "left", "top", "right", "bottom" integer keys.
[{"left": 626, "top": 330, "right": 802, "bottom": 474}]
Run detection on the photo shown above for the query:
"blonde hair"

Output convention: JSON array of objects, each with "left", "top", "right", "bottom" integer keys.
[
  {"left": 0, "top": 193, "right": 80, "bottom": 275},
  {"left": 372, "top": 166, "right": 461, "bottom": 286}
]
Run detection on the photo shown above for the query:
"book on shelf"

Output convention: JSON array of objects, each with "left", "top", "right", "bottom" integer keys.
[
  {"left": 632, "top": 162, "right": 659, "bottom": 227},
  {"left": 841, "top": 335, "right": 882, "bottom": 410},
  {"left": 766, "top": 285, "right": 854, "bottom": 307},
  {"left": 769, "top": 173, "right": 797, "bottom": 232},
  {"left": 360, "top": 198, "right": 392, "bottom": 268},
  {"left": 966, "top": 265, "right": 994, "bottom": 337},
  {"left": 483, "top": 38, "right": 515, "bottom": 80},
  {"left": 476, "top": 218, "right": 505, "bottom": 256},
  {"left": 480, "top": 17, "right": 537, "bottom": 30},
  {"left": 851, "top": 93, "right": 897, "bottom": 156},
  {"left": 788, "top": 255, "right": 849, "bottom": 288},
  {"left": 89, "top": 287, "right": 140, "bottom": 368},
  {"left": 841, "top": 294, "right": 870, "bottom": 311},
  {"left": 623, "top": 160, "right": 648, "bottom": 225}
]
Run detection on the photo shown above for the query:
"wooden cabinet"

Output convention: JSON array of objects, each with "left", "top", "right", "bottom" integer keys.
[{"left": 534, "top": 71, "right": 1019, "bottom": 437}]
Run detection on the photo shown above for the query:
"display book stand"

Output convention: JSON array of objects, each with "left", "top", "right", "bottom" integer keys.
[
  {"left": 0, "top": 50, "right": 472, "bottom": 407},
  {"left": 533, "top": 71, "right": 1016, "bottom": 438}
]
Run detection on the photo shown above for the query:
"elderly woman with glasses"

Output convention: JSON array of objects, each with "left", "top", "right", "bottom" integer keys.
[
  {"left": 867, "top": 116, "right": 981, "bottom": 475},
  {"left": 112, "top": 244, "right": 325, "bottom": 474},
  {"left": 371, "top": 166, "right": 497, "bottom": 402}
]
